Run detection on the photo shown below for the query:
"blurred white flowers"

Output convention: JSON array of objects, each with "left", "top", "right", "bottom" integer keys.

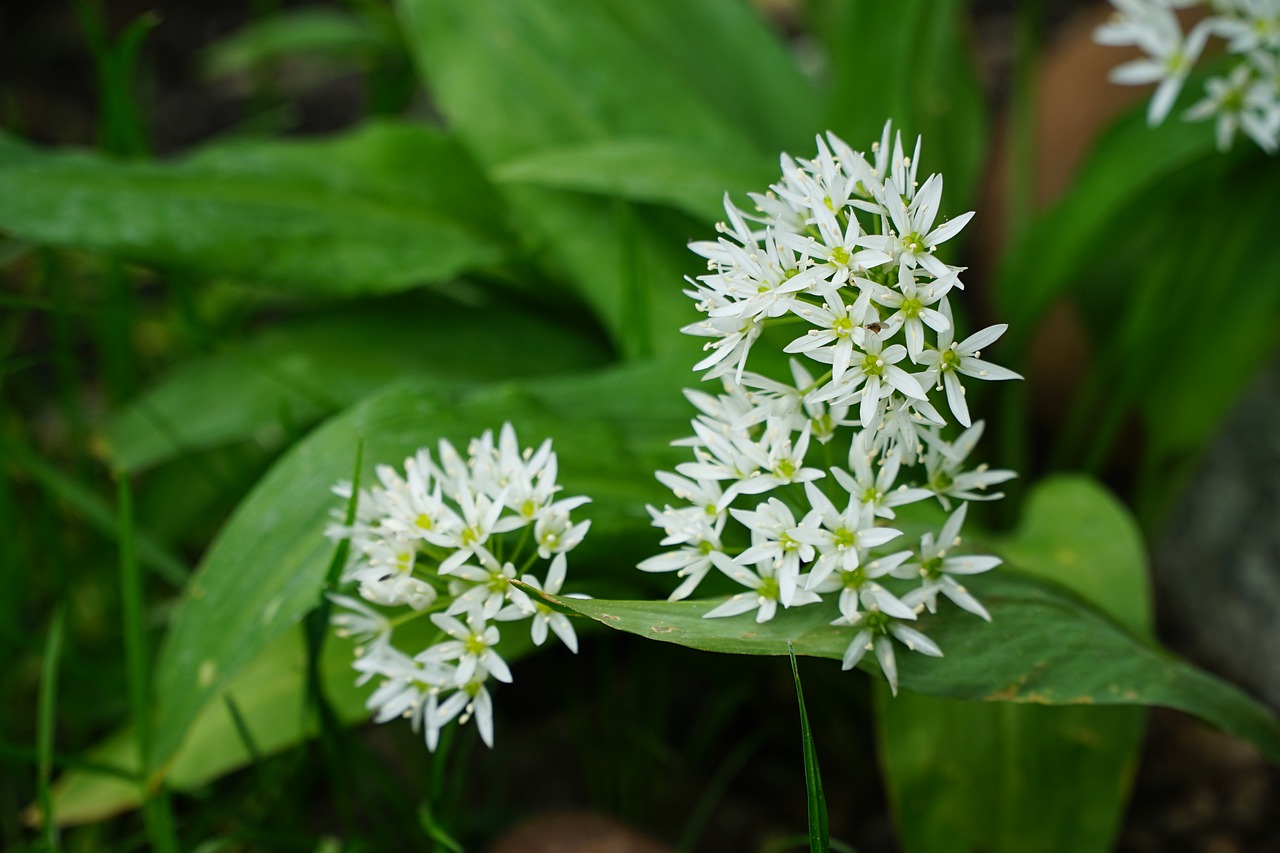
[
  {"left": 327, "top": 424, "right": 588, "bottom": 750},
  {"left": 1097, "top": 0, "right": 1280, "bottom": 152}
]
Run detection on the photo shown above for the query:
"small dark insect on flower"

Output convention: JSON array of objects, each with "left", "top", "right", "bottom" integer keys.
[{"left": 865, "top": 322, "right": 882, "bottom": 334}]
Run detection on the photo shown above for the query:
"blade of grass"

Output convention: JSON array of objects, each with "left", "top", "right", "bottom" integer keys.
[
  {"left": 9, "top": 446, "right": 187, "bottom": 586},
  {"left": 72, "top": 0, "right": 156, "bottom": 157},
  {"left": 788, "top": 642, "right": 829, "bottom": 853},
  {"left": 221, "top": 695, "right": 263, "bottom": 767},
  {"left": 0, "top": 741, "right": 134, "bottom": 780},
  {"left": 37, "top": 605, "right": 66, "bottom": 848},
  {"left": 116, "top": 472, "right": 179, "bottom": 853}
]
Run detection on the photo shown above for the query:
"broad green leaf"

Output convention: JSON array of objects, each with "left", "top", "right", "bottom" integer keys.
[
  {"left": 398, "top": 0, "right": 803, "bottom": 165},
  {"left": 105, "top": 295, "right": 610, "bottom": 472},
  {"left": 0, "top": 123, "right": 508, "bottom": 295},
  {"left": 202, "top": 8, "right": 398, "bottom": 78},
  {"left": 45, "top": 598, "right": 542, "bottom": 826},
  {"left": 42, "top": 626, "right": 367, "bottom": 826},
  {"left": 814, "top": 0, "right": 987, "bottom": 209},
  {"left": 534, "top": 571, "right": 1280, "bottom": 765},
  {"left": 879, "top": 477, "right": 1151, "bottom": 853},
  {"left": 493, "top": 140, "right": 776, "bottom": 224},
  {"left": 147, "top": 362, "right": 692, "bottom": 774},
  {"left": 397, "top": 0, "right": 811, "bottom": 359}
]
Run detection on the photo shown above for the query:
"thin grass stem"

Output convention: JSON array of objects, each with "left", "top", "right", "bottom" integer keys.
[{"left": 36, "top": 605, "right": 66, "bottom": 850}]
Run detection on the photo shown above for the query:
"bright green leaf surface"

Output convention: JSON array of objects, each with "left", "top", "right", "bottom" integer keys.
[
  {"left": 0, "top": 123, "right": 507, "bottom": 294},
  {"left": 494, "top": 140, "right": 776, "bottom": 224},
  {"left": 45, "top": 627, "right": 367, "bottom": 826},
  {"left": 879, "top": 477, "right": 1151, "bottom": 853},
  {"left": 538, "top": 570, "right": 1280, "bottom": 765},
  {"left": 105, "top": 296, "right": 610, "bottom": 472},
  {"left": 147, "top": 363, "right": 691, "bottom": 773}
]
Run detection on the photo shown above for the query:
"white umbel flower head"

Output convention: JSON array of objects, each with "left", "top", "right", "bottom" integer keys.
[{"left": 327, "top": 423, "right": 589, "bottom": 751}]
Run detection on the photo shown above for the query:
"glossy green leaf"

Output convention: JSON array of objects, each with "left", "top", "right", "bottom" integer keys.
[
  {"left": 147, "top": 362, "right": 691, "bottom": 774},
  {"left": 105, "top": 295, "right": 610, "bottom": 472},
  {"left": 493, "top": 139, "right": 776, "bottom": 224},
  {"left": 879, "top": 477, "right": 1151, "bottom": 853},
  {"left": 0, "top": 123, "right": 507, "bottom": 295},
  {"left": 814, "top": 0, "right": 987, "bottom": 209},
  {"left": 533, "top": 568, "right": 1280, "bottom": 765}
]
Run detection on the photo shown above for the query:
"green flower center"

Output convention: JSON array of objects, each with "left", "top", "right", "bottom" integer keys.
[
  {"left": 415, "top": 513, "right": 434, "bottom": 530},
  {"left": 902, "top": 232, "right": 925, "bottom": 254},
  {"left": 862, "top": 353, "right": 885, "bottom": 377},
  {"left": 831, "top": 246, "right": 851, "bottom": 266},
  {"left": 921, "top": 556, "right": 944, "bottom": 580},
  {"left": 833, "top": 527, "right": 857, "bottom": 550},
  {"left": 758, "top": 576, "right": 781, "bottom": 600},
  {"left": 940, "top": 348, "right": 963, "bottom": 372},
  {"left": 901, "top": 297, "right": 923, "bottom": 319},
  {"left": 464, "top": 633, "right": 487, "bottom": 656},
  {"left": 833, "top": 315, "right": 853, "bottom": 337},
  {"left": 864, "top": 610, "right": 891, "bottom": 633},
  {"left": 698, "top": 539, "right": 716, "bottom": 556},
  {"left": 775, "top": 459, "right": 797, "bottom": 479},
  {"left": 842, "top": 567, "right": 866, "bottom": 589}
]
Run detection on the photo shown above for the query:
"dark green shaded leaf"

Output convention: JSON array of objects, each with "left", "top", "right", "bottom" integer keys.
[
  {"left": 105, "top": 296, "right": 610, "bottom": 472},
  {"left": 815, "top": 0, "right": 987, "bottom": 209},
  {"left": 0, "top": 123, "right": 507, "bottom": 295},
  {"left": 995, "top": 106, "right": 1214, "bottom": 336}
]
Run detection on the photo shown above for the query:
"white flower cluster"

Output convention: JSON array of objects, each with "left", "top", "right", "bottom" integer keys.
[
  {"left": 326, "top": 424, "right": 589, "bottom": 750},
  {"left": 1096, "top": 0, "right": 1280, "bottom": 152},
  {"left": 641, "top": 124, "right": 1019, "bottom": 694}
]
